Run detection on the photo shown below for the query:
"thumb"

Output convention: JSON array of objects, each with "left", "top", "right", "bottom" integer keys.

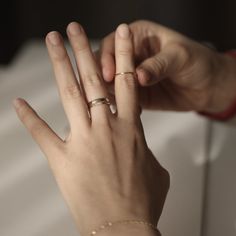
[{"left": 136, "top": 45, "right": 188, "bottom": 86}]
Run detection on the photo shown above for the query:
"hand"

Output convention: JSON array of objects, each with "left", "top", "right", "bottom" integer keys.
[
  {"left": 99, "top": 20, "right": 236, "bottom": 113},
  {"left": 14, "top": 23, "right": 169, "bottom": 236}
]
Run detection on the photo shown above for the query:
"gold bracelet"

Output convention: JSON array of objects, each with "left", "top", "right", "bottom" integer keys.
[{"left": 90, "top": 220, "right": 161, "bottom": 235}]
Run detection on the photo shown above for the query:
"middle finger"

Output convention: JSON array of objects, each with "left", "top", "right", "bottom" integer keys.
[{"left": 67, "top": 22, "right": 111, "bottom": 123}]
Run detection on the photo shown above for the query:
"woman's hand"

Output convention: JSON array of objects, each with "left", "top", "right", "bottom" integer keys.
[
  {"left": 14, "top": 23, "right": 169, "bottom": 236},
  {"left": 99, "top": 20, "right": 236, "bottom": 113}
]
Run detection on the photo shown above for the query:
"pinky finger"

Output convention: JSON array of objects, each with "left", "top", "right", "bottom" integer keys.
[{"left": 13, "top": 98, "right": 64, "bottom": 159}]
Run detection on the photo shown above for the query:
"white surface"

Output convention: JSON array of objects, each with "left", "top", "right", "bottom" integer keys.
[
  {"left": 203, "top": 122, "right": 236, "bottom": 236},
  {"left": 142, "top": 111, "right": 207, "bottom": 236},
  {"left": 0, "top": 41, "right": 208, "bottom": 236}
]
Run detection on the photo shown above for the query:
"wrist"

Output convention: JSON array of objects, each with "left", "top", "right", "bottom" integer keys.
[
  {"left": 99, "top": 226, "right": 160, "bottom": 236},
  {"left": 203, "top": 51, "right": 236, "bottom": 114}
]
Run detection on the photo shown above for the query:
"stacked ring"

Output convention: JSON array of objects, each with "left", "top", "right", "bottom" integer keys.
[
  {"left": 88, "top": 97, "right": 111, "bottom": 108},
  {"left": 88, "top": 72, "right": 136, "bottom": 109}
]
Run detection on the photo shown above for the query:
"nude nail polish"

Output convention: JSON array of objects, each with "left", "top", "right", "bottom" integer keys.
[
  {"left": 117, "top": 24, "right": 130, "bottom": 39},
  {"left": 13, "top": 98, "right": 24, "bottom": 109},
  {"left": 68, "top": 22, "right": 81, "bottom": 36},
  {"left": 48, "top": 32, "right": 61, "bottom": 46}
]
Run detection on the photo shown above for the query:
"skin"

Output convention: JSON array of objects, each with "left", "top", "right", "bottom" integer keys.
[
  {"left": 99, "top": 20, "right": 236, "bottom": 113},
  {"left": 14, "top": 23, "right": 169, "bottom": 236}
]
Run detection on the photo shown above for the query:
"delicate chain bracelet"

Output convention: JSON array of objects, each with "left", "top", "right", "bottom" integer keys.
[{"left": 90, "top": 220, "right": 161, "bottom": 235}]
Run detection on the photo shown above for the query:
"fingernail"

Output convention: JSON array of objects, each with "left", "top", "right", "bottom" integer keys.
[
  {"left": 137, "top": 68, "right": 153, "bottom": 85},
  {"left": 68, "top": 22, "right": 82, "bottom": 36},
  {"left": 117, "top": 24, "right": 130, "bottom": 39},
  {"left": 102, "top": 67, "right": 111, "bottom": 81},
  {"left": 13, "top": 98, "right": 24, "bottom": 109},
  {"left": 47, "top": 31, "right": 61, "bottom": 46}
]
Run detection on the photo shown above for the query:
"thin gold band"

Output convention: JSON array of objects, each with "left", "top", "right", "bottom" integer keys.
[
  {"left": 88, "top": 97, "right": 111, "bottom": 108},
  {"left": 90, "top": 220, "right": 161, "bottom": 235},
  {"left": 115, "top": 72, "right": 136, "bottom": 77}
]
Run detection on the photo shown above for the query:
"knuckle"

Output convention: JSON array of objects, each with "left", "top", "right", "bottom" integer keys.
[
  {"left": 75, "top": 45, "right": 89, "bottom": 54},
  {"left": 83, "top": 73, "right": 102, "bottom": 87},
  {"left": 64, "top": 84, "right": 81, "bottom": 99},
  {"left": 29, "top": 119, "right": 45, "bottom": 136},
  {"left": 175, "top": 43, "right": 191, "bottom": 63},
  {"left": 122, "top": 75, "right": 136, "bottom": 87},
  {"left": 117, "top": 48, "right": 132, "bottom": 56},
  {"left": 154, "top": 56, "right": 168, "bottom": 75},
  {"left": 74, "top": 39, "right": 90, "bottom": 54},
  {"left": 169, "top": 43, "right": 191, "bottom": 68},
  {"left": 52, "top": 48, "right": 68, "bottom": 62}
]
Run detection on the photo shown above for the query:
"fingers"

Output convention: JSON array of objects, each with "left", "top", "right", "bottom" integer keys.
[
  {"left": 99, "top": 20, "right": 160, "bottom": 83},
  {"left": 100, "top": 33, "right": 116, "bottom": 82},
  {"left": 114, "top": 24, "right": 139, "bottom": 121},
  {"left": 46, "top": 31, "right": 90, "bottom": 131},
  {"left": 136, "top": 44, "right": 189, "bottom": 86},
  {"left": 66, "top": 22, "right": 111, "bottom": 123},
  {"left": 13, "top": 98, "right": 63, "bottom": 159}
]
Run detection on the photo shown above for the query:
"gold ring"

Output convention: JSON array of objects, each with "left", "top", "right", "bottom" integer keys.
[
  {"left": 88, "top": 97, "right": 111, "bottom": 108},
  {"left": 115, "top": 72, "right": 136, "bottom": 77}
]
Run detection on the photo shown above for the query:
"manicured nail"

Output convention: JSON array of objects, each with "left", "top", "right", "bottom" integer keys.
[
  {"left": 13, "top": 98, "right": 24, "bottom": 109},
  {"left": 68, "top": 22, "right": 82, "bottom": 36},
  {"left": 137, "top": 68, "right": 152, "bottom": 85},
  {"left": 117, "top": 24, "right": 130, "bottom": 39},
  {"left": 47, "top": 31, "right": 61, "bottom": 46},
  {"left": 102, "top": 67, "right": 111, "bottom": 81}
]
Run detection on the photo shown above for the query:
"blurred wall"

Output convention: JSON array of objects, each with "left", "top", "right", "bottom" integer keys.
[{"left": 1, "top": 0, "right": 236, "bottom": 64}]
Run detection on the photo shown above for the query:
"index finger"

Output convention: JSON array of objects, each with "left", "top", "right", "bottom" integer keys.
[{"left": 100, "top": 32, "right": 116, "bottom": 82}]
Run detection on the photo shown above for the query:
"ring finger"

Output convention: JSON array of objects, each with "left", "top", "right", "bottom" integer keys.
[{"left": 114, "top": 24, "right": 139, "bottom": 121}]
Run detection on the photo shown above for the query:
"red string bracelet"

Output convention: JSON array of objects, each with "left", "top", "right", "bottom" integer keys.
[{"left": 199, "top": 51, "right": 236, "bottom": 121}]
